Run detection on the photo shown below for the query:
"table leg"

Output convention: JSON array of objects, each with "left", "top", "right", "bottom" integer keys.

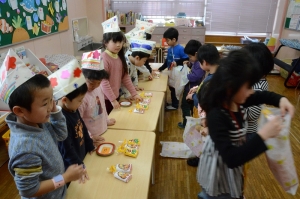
[
  {"left": 159, "top": 94, "right": 165, "bottom": 133},
  {"left": 152, "top": 147, "right": 155, "bottom": 185}
]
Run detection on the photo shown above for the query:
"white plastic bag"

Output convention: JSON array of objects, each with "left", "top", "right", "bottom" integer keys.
[
  {"left": 168, "top": 65, "right": 189, "bottom": 100},
  {"left": 183, "top": 117, "right": 206, "bottom": 157},
  {"left": 258, "top": 106, "right": 298, "bottom": 195},
  {"left": 160, "top": 141, "right": 195, "bottom": 158}
]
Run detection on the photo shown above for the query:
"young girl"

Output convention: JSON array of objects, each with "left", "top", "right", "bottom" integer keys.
[
  {"left": 100, "top": 17, "right": 142, "bottom": 114},
  {"left": 196, "top": 50, "right": 294, "bottom": 199},
  {"left": 243, "top": 43, "right": 274, "bottom": 140}
]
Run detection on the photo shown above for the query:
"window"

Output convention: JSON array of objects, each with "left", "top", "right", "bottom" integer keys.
[{"left": 205, "top": 0, "right": 278, "bottom": 35}]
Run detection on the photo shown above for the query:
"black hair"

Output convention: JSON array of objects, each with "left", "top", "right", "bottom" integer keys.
[
  {"left": 131, "top": 51, "right": 150, "bottom": 59},
  {"left": 184, "top": 40, "right": 202, "bottom": 56},
  {"left": 200, "top": 50, "right": 262, "bottom": 114},
  {"left": 163, "top": 27, "right": 178, "bottom": 41},
  {"left": 82, "top": 68, "right": 109, "bottom": 81},
  {"left": 65, "top": 83, "right": 88, "bottom": 101},
  {"left": 243, "top": 43, "right": 274, "bottom": 77},
  {"left": 197, "top": 44, "right": 220, "bottom": 65},
  {"left": 8, "top": 74, "right": 50, "bottom": 111},
  {"left": 145, "top": 33, "right": 152, "bottom": 40},
  {"left": 103, "top": 32, "right": 128, "bottom": 77}
]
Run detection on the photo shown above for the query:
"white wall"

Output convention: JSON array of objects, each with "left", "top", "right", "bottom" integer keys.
[{"left": 0, "top": 0, "right": 88, "bottom": 58}]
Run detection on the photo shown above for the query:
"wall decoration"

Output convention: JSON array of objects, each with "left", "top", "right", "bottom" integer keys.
[
  {"left": 284, "top": 0, "right": 300, "bottom": 31},
  {"left": 0, "top": 0, "right": 68, "bottom": 48}
]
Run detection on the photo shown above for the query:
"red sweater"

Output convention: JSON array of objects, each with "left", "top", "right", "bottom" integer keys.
[{"left": 100, "top": 50, "right": 137, "bottom": 101}]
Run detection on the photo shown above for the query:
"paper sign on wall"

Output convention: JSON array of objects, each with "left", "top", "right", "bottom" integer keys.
[
  {"left": 9, "top": 0, "right": 18, "bottom": 10},
  {"left": 26, "top": 16, "right": 33, "bottom": 30},
  {"left": 42, "top": 0, "right": 47, "bottom": 6},
  {"left": 38, "top": 7, "right": 44, "bottom": 20}
]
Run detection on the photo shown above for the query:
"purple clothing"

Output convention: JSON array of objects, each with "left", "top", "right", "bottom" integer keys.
[{"left": 184, "top": 61, "right": 205, "bottom": 92}]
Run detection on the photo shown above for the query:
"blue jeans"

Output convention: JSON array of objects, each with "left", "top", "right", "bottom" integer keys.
[{"left": 198, "top": 190, "right": 238, "bottom": 199}]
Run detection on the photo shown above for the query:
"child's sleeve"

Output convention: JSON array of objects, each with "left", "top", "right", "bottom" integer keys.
[
  {"left": 120, "top": 85, "right": 132, "bottom": 98},
  {"left": 100, "top": 59, "right": 117, "bottom": 102},
  {"left": 137, "top": 65, "right": 151, "bottom": 77},
  {"left": 187, "top": 62, "right": 205, "bottom": 83},
  {"left": 244, "top": 91, "right": 282, "bottom": 108},
  {"left": 121, "top": 74, "right": 137, "bottom": 97},
  {"left": 158, "top": 59, "right": 168, "bottom": 72},
  {"left": 50, "top": 106, "right": 68, "bottom": 141},
  {"left": 9, "top": 153, "right": 44, "bottom": 197},
  {"left": 81, "top": 117, "right": 95, "bottom": 153},
  {"left": 78, "top": 100, "right": 87, "bottom": 118},
  {"left": 175, "top": 46, "right": 189, "bottom": 66}
]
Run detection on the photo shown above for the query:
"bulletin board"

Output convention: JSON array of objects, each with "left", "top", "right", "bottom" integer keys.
[
  {"left": 0, "top": 0, "right": 69, "bottom": 48},
  {"left": 284, "top": 0, "right": 300, "bottom": 31}
]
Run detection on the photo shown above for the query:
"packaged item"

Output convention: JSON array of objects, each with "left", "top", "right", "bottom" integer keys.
[
  {"left": 108, "top": 165, "right": 132, "bottom": 183},
  {"left": 117, "top": 140, "right": 139, "bottom": 158},
  {"left": 137, "top": 103, "right": 149, "bottom": 110},
  {"left": 133, "top": 108, "right": 144, "bottom": 114},
  {"left": 115, "top": 164, "right": 132, "bottom": 173}
]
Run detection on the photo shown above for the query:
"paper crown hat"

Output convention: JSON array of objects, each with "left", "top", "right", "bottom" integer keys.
[
  {"left": 81, "top": 50, "right": 104, "bottom": 71},
  {"left": 102, "top": 16, "right": 120, "bottom": 33},
  {"left": 48, "top": 59, "right": 85, "bottom": 100},
  {"left": 125, "top": 28, "right": 146, "bottom": 40},
  {"left": 129, "top": 39, "right": 156, "bottom": 55},
  {"left": 135, "top": 20, "right": 156, "bottom": 34},
  {"left": 0, "top": 49, "right": 35, "bottom": 104}
]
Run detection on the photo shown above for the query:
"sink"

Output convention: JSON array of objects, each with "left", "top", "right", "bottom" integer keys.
[{"left": 80, "top": 43, "right": 103, "bottom": 51}]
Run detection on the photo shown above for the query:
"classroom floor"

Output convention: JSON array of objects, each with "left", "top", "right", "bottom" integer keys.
[{"left": 0, "top": 75, "right": 300, "bottom": 199}]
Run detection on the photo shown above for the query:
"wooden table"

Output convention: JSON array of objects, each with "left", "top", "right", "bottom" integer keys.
[
  {"left": 138, "top": 73, "right": 168, "bottom": 93},
  {"left": 109, "top": 91, "right": 164, "bottom": 132},
  {"left": 66, "top": 129, "right": 156, "bottom": 199}
]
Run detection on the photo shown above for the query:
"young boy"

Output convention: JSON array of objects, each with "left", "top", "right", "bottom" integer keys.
[
  {"left": 47, "top": 59, "right": 95, "bottom": 185},
  {"left": 79, "top": 50, "right": 115, "bottom": 144},
  {"left": 178, "top": 40, "right": 205, "bottom": 129},
  {"left": 186, "top": 44, "right": 220, "bottom": 167},
  {"left": 2, "top": 49, "right": 83, "bottom": 198},
  {"left": 120, "top": 38, "right": 156, "bottom": 99},
  {"left": 157, "top": 27, "right": 189, "bottom": 110}
]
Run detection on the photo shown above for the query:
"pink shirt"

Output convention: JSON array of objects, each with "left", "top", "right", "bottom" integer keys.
[
  {"left": 100, "top": 51, "right": 137, "bottom": 102},
  {"left": 78, "top": 86, "right": 108, "bottom": 137}
]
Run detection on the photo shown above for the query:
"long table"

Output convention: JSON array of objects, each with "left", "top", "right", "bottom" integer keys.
[
  {"left": 109, "top": 91, "right": 164, "bottom": 132},
  {"left": 66, "top": 129, "right": 156, "bottom": 199}
]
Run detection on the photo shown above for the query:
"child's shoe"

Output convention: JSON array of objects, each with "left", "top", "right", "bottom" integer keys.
[
  {"left": 187, "top": 157, "right": 199, "bottom": 167},
  {"left": 177, "top": 122, "right": 185, "bottom": 129}
]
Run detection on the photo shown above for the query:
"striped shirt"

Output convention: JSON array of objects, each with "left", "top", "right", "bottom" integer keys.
[{"left": 245, "top": 78, "right": 268, "bottom": 134}]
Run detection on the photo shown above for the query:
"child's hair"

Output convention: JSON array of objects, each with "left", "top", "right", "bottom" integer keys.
[
  {"left": 103, "top": 32, "right": 128, "bottom": 77},
  {"left": 184, "top": 40, "right": 202, "bottom": 56},
  {"left": 200, "top": 50, "right": 262, "bottom": 113},
  {"left": 163, "top": 27, "right": 178, "bottom": 41},
  {"left": 65, "top": 83, "right": 88, "bottom": 101},
  {"left": 8, "top": 74, "right": 50, "bottom": 111},
  {"left": 145, "top": 33, "right": 152, "bottom": 40},
  {"left": 82, "top": 68, "right": 109, "bottom": 80},
  {"left": 131, "top": 51, "right": 150, "bottom": 59},
  {"left": 243, "top": 43, "right": 274, "bottom": 77},
  {"left": 197, "top": 44, "right": 220, "bottom": 65}
]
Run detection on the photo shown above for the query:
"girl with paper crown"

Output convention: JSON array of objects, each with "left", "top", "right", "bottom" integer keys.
[
  {"left": 79, "top": 50, "right": 116, "bottom": 146},
  {"left": 48, "top": 59, "right": 95, "bottom": 186},
  {"left": 100, "top": 16, "right": 142, "bottom": 114},
  {"left": 1, "top": 49, "right": 84, "bottom": 198},
  {"left": 120, "top": 38, "right": 156, "bottom": 99}
]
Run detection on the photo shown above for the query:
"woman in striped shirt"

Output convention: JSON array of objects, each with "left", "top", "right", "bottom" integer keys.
[
  {"left": 196, "top": 50, "right": 294, "bottom": 199},
  {"left": 243, "top": 43, "right": 275, "bottom": 140}
]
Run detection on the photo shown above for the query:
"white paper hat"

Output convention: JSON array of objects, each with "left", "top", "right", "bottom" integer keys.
[
  {"left": 48, "top": 59, "right": 85, "bottom": 100},
  {"left": 129, "top": 39, "right": 156, "bottom": 55},
  {"left": 102, "top": 16, "right": 120, "bottom": 33},
  {"left": 125, "top": 28, "right": 146, "bottom": 41},
  {"left": 135, "top": 19, "right": 156, "bottom": 34},
  {"left": 0, "top": 49, "right": 35, "bottom": 104},
  {"left": 81, "top": 50, "right": 104, "bottom": 71}
]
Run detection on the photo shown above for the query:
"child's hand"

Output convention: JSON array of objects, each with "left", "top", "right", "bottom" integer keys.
[
  {"left": 111, "top": 100, "right": 120, "bottom": 109},
  {"left": 186, "top": 93, "right": 193, "bottom": 100},
  {"left": 125, "top": 96, "right": 134, "bottom": 101},
  {"left": 78, "top": 169, "right": 89, "bottom": 184},
  {"left": 279, "top": 97, "right": 294, "bottom": 118},
  {"left": 148, "top": 75, "right": 153, "bottom": 81},
  {"left": 183, "top": 61, "right": 190, "bottom": 66},
  {"left": 91, "top": 135, "right": 105, "bottom": 147},
  {"left": 133, "top": 94, "right": 143, "bottom": 102},
  {"left": 201, "top": 127, "right": 208, "bottom": 137},
  {"left": 172, "top": 61, "right": 177, "bottom": 67},
  {"left": 51, "top": 98, "right": 57, "bottom": 112},
  {"left": 257, "top": 115, "right": 282, "bottom": 140},
  {"left": 135, "top": 86, "right": 144, "bottom": 91},
  {"left": 107, "top": 118, "right": 116, "bottom": 126},
  {"left": 189, "top": 86, "right": 198, "bottom": 94},
  {"left": 63, "top": 164, "right": 84, "bottom": 183}
]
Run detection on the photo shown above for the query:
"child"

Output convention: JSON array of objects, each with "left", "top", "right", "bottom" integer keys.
[
  {"left": 178, "top": 40, "right": 205, "bottom": 129},
  {"left": 243, "top": 43, "right": 274, "bottom": 140},
  {"left": 120, "top": 38, "right": 156, "bottom": 99},
  {"left": 100, "top": 16, "right": 142, "bottom": 114},
  {"left": 196, "top": 50, "right": 294, "bottom": 199},
  {"left": 79, "top": 50, "right": 115, "bottom": 144},
  {"left": 157, "top": 27, "right": 189, "bottom": 110},
  {"left": 2, "top": 50, "right": 83, "bottom": 198},
  {"left": 186, "top": 44, "right": 220, "bottom": 167},
  {"left": 47, "top": 59, "right": 95, "bottom": 185}
]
